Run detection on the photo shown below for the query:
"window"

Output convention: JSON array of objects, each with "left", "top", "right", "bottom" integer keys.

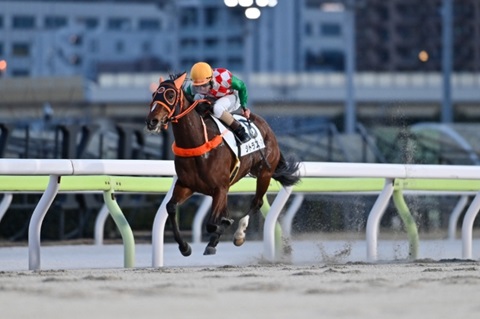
[
  {"left": 205, "top": 7, "right": 218, "bottom": 27},
  {"left": 304, "top": 49, "right": 344, "bottom": 71},
  {"left": 45, "top": 16, "right": 67, "bottom": 29},
  {"left": 305, "top": 22, "right": 312, "bottom": 36},
  {"left": 77, "top": 17, "right": 98, "bottom": 30},
  {"left": 12, "top": 15, "right": 35, "bottom": 29},
  {"left": 180, "top": 38, "right": 198, "bottom": 49},
  {"left": 320, "top": 23, "right": 341, "bottom": 36},
  {"left": 180, "top": 8, "right": 198, "bottom": 26},
  {"left": 0, "top": 16, "right": 3, "bottom": 29},
  {"left": 227, "top": 36, "right": 243, "bottom": 48},
  {"left": 204, "top": 38, "right": 218, "bottom": 48},
  {"left": 108, "top": 18, "right": 131, "bottom": 30},
  {"left": 139, "top": 18, "right": 161, "bottom": 30},
  {"left": 11, "top": 69, "right": 30, "bottom": 76},
  {"left": 12, "top": 42, "right": 30, "bottom": 57}
]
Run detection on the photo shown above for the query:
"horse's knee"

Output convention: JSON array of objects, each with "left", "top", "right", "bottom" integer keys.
[
  {"left": 166, "top": 201, "right": 177, "bottom": 215},
  {"left": 206, "top": 217, "right": 233, "bottom": 234},
  {"left": 206, "top": 223, "right": 219, "bottom": 234},
  {"left": 250, "top": 198, "right": 263, "bottom": 213}
]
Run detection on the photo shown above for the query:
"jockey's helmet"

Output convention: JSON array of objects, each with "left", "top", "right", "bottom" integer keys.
[{"left": 190, "top": 62, "right": 213, "bottom": 86}]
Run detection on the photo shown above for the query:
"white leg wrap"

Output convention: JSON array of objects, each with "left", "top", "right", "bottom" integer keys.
[{"left": 234, "top": 215, "right": 250, "bottom": 240}]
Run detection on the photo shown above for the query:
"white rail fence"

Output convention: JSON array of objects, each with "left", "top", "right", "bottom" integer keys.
[{"left": 1, "top": 159, "right": 480, "bottom": 270}]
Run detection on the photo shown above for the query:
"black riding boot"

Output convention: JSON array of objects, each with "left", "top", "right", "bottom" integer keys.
[{"left": 230, "top": 120, "right": 251, "bottom": 143}]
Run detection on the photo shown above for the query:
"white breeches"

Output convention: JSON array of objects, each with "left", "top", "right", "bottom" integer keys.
[
  {"left": 194, "top": 92, "right": 241, "bottom": 118},
  {"left": 212, "top": 94, "right": 241, "bottom": 118}
]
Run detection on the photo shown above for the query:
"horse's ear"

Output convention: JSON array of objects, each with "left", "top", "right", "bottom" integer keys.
[
  {"left": 173, "top": 72, "right": 187, "bottom": 89},
  {"left": 158, "top": 76, "right": 164, "bottom": 84}
]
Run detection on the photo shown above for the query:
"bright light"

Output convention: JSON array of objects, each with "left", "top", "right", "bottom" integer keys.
[
  {"left": 256, "top": 0, "right": 269, "bottom": 7},
  {"left": 245, "top": 7, "right": 261, "bottom": 19},
  {"left": 418, "top": 50, "right": 429, "bottom": 62},
  {"left": 224, "top": 0, "right": 239, "bottom": 7},
  {"left": 268, "top": 0, "right": 278, "bottom": 7},
  {"left": 238, "top": 0, "right": 254, "bottom": 7},
  {"left": 321, "top": 3, "right": 345, "bottom": 11},
  {"left": 0, "top": 59, "right": 7, "bottom": 71}
]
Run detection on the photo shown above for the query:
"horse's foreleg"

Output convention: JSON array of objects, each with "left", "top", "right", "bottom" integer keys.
[
  {"left": 204, "top": 188, "right": 232, "bottom": 255},
  {"left": 233, "top": 175, "right": 271, "bottom": 246},
  {"left": 167, "top": 186, "right": 193, "bottom": 257},
  {"left": 166, "top": 200, "right": 191, "bottom": 256}
]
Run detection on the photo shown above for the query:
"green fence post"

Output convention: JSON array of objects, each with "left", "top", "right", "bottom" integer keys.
[
  {"left": 103, "top": 186, "right": 135, "bottom": 268},
  {"left": 392, "top": 189, "right": 419, "bottom": 260}
]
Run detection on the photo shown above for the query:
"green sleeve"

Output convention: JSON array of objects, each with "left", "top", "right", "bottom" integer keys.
[
  {"left": 231, "top": 75, "right": 248, "bottom": 109},
  {"left": 183, "top": 82, "right": 195, "bottom": 98}
]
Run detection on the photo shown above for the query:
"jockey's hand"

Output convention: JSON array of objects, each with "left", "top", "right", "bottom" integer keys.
[
  {"left": 242, "top": 108, "right": 251, "bottom": 119},
  {"left": 193, "top": 93, "right": 205, "bottom": 101}
]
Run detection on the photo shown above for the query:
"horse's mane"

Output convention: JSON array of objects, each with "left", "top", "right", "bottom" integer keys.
[{"left": 169, "top": 72, "right": 186, "bottom": 81}]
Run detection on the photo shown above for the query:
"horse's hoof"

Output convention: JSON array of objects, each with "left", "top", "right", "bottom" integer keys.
[
  {"left": 203, "top": 246, "right": 217, "bottom": 255},
  {"left": 179, "top": 243, "right": 192, "bottom": 257},
  {"left": 233, "top": 237, "right": 245, "bottom": 247}
]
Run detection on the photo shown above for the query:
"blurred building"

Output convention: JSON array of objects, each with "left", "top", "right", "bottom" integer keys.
[
  {"left": 0, "top": 0, "right": 347, "bottom": 78},
  {"left": 0, "top": 0, "right": 174, "bottom": 78},
  {"left": 1, "top": 0, "right": 480, "bottom": 124},
  {"left": 1, "top": 0, "right": 479, "bottom": 79},
  {"left": 356, "top": 0, "right": 480, "bottom": 72}
]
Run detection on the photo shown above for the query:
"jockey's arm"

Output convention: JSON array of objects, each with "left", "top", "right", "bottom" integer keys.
[
  {"left": 231, "top": 76, "right": 248, "bottom": 110},
  {"left": 183, "top": 82, "right": 198, "bottom": 100}
]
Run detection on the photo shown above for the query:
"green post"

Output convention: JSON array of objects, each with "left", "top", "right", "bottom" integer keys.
[
  {"left": 103, "top": 188, "right": 135, "bottom": 268},
  {"left": 392, "top": 189, "right": 419, "bottom": 260}
]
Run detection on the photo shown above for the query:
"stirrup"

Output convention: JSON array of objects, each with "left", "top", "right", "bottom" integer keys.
[{"left": 233, "top": 126, "right": 251, "bottom": 143}]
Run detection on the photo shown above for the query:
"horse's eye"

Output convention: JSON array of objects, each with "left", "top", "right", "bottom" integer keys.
[{"left": 165, "top": 91, "right": 175, "bottom": 102}]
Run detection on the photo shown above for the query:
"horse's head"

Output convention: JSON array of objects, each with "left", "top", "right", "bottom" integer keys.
[{"left": 145, "top": 72, "right": 187, "bottom": 133}]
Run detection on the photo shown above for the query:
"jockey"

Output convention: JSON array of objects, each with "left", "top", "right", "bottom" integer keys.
[{"left": 184, "top": 62, "right": 251, "bottom": 143}]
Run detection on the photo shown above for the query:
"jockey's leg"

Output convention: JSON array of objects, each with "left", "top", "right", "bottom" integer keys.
[{"left": 214, "top": 95, "right": 250, "bottom": 143}]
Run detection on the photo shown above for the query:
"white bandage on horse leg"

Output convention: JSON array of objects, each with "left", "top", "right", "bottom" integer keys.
[{"left": 234, "top": 215, "right": 250, "bottom": 241}]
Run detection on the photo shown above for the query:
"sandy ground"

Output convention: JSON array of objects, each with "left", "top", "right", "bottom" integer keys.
[
  {"left": 1, "top": 260, "right": 480, "bottom": 319},
  {"left": 1, "top": 238, "right": 480, "bottom": 319}
]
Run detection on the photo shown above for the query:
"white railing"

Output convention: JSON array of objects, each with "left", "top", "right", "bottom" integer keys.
[{"left": 1, "top": 159, "right": 480, "bottom": 270}]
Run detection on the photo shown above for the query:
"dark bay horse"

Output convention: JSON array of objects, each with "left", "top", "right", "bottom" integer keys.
[{"left": 145, "top": 72, "right": 300, "bottom": 256}]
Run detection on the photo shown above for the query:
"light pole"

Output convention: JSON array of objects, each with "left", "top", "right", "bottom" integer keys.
[
  {"left": 441, "top": 0, "right": 453, "bottom": 123},
  {"left": 223, "top": 0, "right": 278, "bottom": 110},
  {"left": 344, "top": 0, "right": 358, "bottom": 134}
]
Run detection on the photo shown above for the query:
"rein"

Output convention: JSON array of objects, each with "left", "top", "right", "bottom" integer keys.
[
  {"left": 152, "top": 82, "right": 224, "bottom": 157},
  {"left": 152, "top": 84, "right": 202, "bottom": 128}
]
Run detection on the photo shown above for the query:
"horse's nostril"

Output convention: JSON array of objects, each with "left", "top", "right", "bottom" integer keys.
[{"left": 146, "top": 118, "right": 159, "bottom": 128}]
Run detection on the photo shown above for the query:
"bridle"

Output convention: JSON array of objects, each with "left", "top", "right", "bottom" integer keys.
[{"left": 150, "top": 80, "right": 203, "bottom": 129}]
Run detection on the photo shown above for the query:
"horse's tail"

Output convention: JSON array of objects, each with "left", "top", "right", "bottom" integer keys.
[{"left": 272, "top": 153, "right": 301, "bottom": 187}]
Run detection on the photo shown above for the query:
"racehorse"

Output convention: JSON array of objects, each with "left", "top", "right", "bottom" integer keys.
[{"left": 145, "top": 72, "right": 300, "bottom": 256}]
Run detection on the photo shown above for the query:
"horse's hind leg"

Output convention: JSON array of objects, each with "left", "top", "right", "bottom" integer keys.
[
  {"left": 233, "top": 174, "right": 271, "bottom": 246},
  {"left": 204, "top": 188, "right": 233, "bottom": 255},
  {"left": 167, "top": 185, "right": 194, "bottom": 257}
]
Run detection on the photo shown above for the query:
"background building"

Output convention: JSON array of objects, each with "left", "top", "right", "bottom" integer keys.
[
  {"left": 0, "top": 0, "right": 479, "bottom": 125},
  {"left": 0, "top": 0, "right": 174, "bottom": 78},
  {"left": 1, "top": 0, "right": 480, "bottom": 78},
  {"left": 356, "top": 0, "right": 480, "bottom": 72}
]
